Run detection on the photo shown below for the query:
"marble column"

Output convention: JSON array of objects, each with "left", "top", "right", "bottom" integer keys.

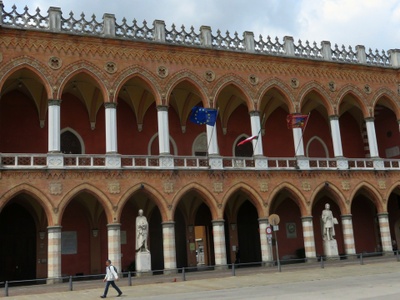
[
  {"left": 301, "top": 216, "right": 316, "bottom": 259},
  {"left": 258, "top": 218, "right": 273, "bottom": 263},
  {"left": 212, "top": 220, "right": 227, "bottom": 267},
  {"left": 292, "top": 127, "right": 309, "bottom": 169},
  {"left": 47, "top": 226, "right": 62, "bottom": 283},
  {"left": 365, "top": 117, "right": 379, "bottom": 158},
  {"left": 48, "top": 99, "right": 61, "bottom": 152},
  {"left": 377, "top": 213, "right": 392, "bottom": 252},
  {"left": 107, "top": 223, "right": 121, "bottom": 273},
  {"left": 250, "top": 111, "right": 263, "bottom": 156},
  {"left": 329, "top": 115, "right": 348, "bottom": 169},
  {"left": 341, "top": 214, "right": 356, "bottom": 256},
  {"left": 105, "top": 102, "right": 118, "bottom": 153},
  {"left": 157, "top": 106, "right": 173, "bottom": 168},
  {"left": 162, "top": 221, "right": 177, "bottom": 273},
  {"left": 207, "top": 123, "right": 223, "bottom": 169}
]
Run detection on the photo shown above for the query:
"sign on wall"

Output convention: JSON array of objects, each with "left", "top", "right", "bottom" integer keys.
[{"left": 61, "top": 231, "right": 77, "bottom": 254}]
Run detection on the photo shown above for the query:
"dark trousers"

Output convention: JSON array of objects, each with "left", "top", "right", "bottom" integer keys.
[{"left": 103, "top": 280, "right": 122, "bottom": 296}]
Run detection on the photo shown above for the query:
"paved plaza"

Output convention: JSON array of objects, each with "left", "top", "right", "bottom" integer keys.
[{"left": 2, "top": 257, "right": 400, "bottom": 299}]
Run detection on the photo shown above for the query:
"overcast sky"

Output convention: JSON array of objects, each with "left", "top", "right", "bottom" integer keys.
[{"left": 4, "top": 0, "right": 400, "bottom": 52}]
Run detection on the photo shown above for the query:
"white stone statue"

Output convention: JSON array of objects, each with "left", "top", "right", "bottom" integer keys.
[
  {"left": 321, "top": 203, "right": 338, "bottom": 241},
  {"left": 135, "top": 209, "right": 149, "bottom": 253}
]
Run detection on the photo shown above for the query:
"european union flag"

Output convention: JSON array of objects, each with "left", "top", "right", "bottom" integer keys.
[{"left": 189, "top": 106, "right": 218, "bottom": 126}]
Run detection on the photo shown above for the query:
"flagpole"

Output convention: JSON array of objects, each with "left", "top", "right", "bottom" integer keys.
[{"left": 294, "top": 112, "right": 311, "bottom": 156}]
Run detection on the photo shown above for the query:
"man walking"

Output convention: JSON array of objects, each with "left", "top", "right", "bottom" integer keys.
[{"left": 101, "top": 259, "right": 122, "bottom": 298}]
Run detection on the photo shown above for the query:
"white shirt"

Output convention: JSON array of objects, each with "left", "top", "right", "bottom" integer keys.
[{"left": 104, "top": 265, "right": 118, "bottom": 281}]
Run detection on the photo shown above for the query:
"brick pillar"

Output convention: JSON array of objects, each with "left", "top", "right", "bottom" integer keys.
[
  {"left": 258, "top": 218, "right": 273, "bottom": 263},
  {"left": 377, "top": 213, "right": 392, "bottom": 252},
  {"left": 301, "top": 216, "right": 316, "bottom": 259},
  {"left": 107, "top": 224, "right": 121, "bottom": 273},
  {"left": 162, "top": 221, "right": 177, "bottom": 273},
  {"left": 212, "top": 220, "right": 227, "bottom": 266},
  {"left": 341, "top": 214, "right": 356, "bottom": 255},
  {"left": 47, "top": 226, "right": 62, "bottom": 283}
]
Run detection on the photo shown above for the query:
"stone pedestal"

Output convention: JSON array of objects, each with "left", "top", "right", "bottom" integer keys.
[
  {"left": 136, "top": 252, "right": 151, "bottom": 276},
  {"left": 323, "top": 239, "right": 339, "bottom": 258}
]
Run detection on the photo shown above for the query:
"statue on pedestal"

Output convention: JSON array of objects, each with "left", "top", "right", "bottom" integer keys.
[
  {"left": 321, "top": 203, "right": 339, "bottom": 257},
  {"left": 136, "top": 209, "right": 149, "bottom": 253}
]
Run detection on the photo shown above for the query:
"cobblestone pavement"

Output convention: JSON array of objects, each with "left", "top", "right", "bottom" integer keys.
[{"left": 1, "top": 256, "right": 399, "bottom": 299}]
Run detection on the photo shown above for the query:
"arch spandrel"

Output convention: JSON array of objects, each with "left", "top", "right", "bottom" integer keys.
[
  {"left": 55, "top": 61, "right": 108, "bottom": 101},
  {"left": 309, "top": 182, "right": 348, "bottom": 215},
  {"left": 0, "top": 56, "right": 53, "bottom": 99},
  {"left": 164, "top": 70, "right": 209, "bottom": 107},
  {"left": 298, "top": 81, "right": 334, "bottom": 115},
  {"left": 256, "top": 78, "right": 295, "bottom": 113},
  {"left": 112, "top": 65, "right": 162, "bottom": 105},
  {"left": 171, "top": 183, "right": 219, "bottom": 220},
  {"left": 118, "top": 183, "right": 169, "bottom": 222},
  {"left": 348, "top": 182, "right": 385, "bottom": 213},
  {"left": 0, "top": 183, "right": 54, "bottom": 226},
  {"left": 336, "top": 85, "right": 369, "bottom": 117},
  {"left": 211, "top": 74, "right": 255, "bottom": 110},
  {"left": 222, "top": 182, "right": 266, "bottom": 218},
  {"left": 268, "top": 182, "right": 308, "bottom": 216},
  {"left": 57, "top": 183, "right": 114, "bottom": 225}
]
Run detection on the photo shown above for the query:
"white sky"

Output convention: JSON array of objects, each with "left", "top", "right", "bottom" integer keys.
[{"left": 4, "top": 0, "right": 400, "bottom": 52}]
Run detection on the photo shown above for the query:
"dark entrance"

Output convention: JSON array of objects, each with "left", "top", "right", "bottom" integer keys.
[{"left": 0, "top": 203, "right": 36, "bottom": 281}]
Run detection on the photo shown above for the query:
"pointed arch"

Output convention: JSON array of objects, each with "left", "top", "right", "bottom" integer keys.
[
  {"left": 268, "top": 183, "right": 308, "bottom": 216},
  {"left": 171, "top": 183, "right": 218, "bottom": 220},
  {"left": 211, "top": 74, "right": 254, "bottom": 110},
  {"left": 298, "top": 81, "right": 334, "bottom": 115},
  {"left": 222, "top": 182, "right": 265, "bottom": 218},
  {"left": 371, "top": 87, "right": 400, "bottom": 119},
  {"left": 309, "top": 182, "right": 347, "bottom": 214},
  {"left": 55, "top": 61, "right": 108, "bottom": 101},
  {"left": 118, "top": 183, "right": 169, "bottom": 222},
  {"left": 306, "top": 136, "right": 329, "bottom": 157},
  {"left": 0, "top": 183, "right": 54, "bottom": 225},
  {"left": 57, "top": 183, "right": 114, "bottom": 224},
  {"left": 0, "top": 56, "right": 52, "bottom": 99},
  {"left": 349, "top": 182, "right": 384, "bottom": 213},
  {"left": 147, "top": 133, "right": 178, "bottom": 155},
  {"left": 384, "top": 182, "right": 400, "bottom": 211},
  {"left": 336, "top": 84, "right": 369, "bottom": 117},
  {"left": 256, "top": 78, "right": 295, "bottom": 112},
  {"left": 112, "top": 65, "right": 162, "bottom": 104},
  {"left": 164, "top": 70, "right": 209, "bottom": 107},
  {"left": 60, "top": 127, "right": 86, "bottom": 154}
]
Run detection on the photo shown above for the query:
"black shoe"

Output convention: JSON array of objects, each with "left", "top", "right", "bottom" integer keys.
[
  {"left": 100, "top": 296, "right": 106, "bottom": 298},
  {"left": 117, "top": 292, "right": 123, "bottom": 297}
]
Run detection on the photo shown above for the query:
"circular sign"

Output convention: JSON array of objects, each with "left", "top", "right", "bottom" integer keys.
[
  {"left": 269, "top": 214, "right": 280, "bottom": 226},
  {"left": 266, "top": 226, "right": 272, "bottom": 234}
]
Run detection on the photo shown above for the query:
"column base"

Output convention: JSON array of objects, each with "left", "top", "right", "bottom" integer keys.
[
  {"left": 255, "top": 156, "right": 268, "bottom": 169},
  {"left": 47, "top": 153, "right": 64, "bottom": 168},
  {"left": 373, "top": 158, "right": 384, "bottom": 170},
  {"left": 159, "top": 155, "right": 174, "bottom": 168},
  {"left": 336, "top": 157, "right": 349, "bottom": 169},
  {"left": 296, "top": 157, "right": 310, "bottom": 169},
  {"left": 209, "top": 156, "right": 223, "bottom": 169},
  {"left": 105, "top": 153, "right": 121, "bottom": 168}
]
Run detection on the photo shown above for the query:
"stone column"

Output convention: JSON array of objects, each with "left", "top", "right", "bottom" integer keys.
[
  {"left": 47, "top": 226, "right": 62, "bottom": 283},
  {"left": 105, "top": 102, "right": 118, "bottom": 153},
  {"left": 212, "top": 220, "right": 227, "bottom": 267},
  {"left": 377, "top": 213, "right": 392, "bottom": 252},
  {"left": 162, "top": 221, "right": 177, "bottom": 273},
  {"left": 107, "top": 224, "right": 121, "bottom": 273},
  {"left": 258, "top": 218, "right": 273, "bottom": 263},
  {"left": 157, "top": 106, "right": 173, "bottom": 167},
  {"left": 341, "top": 214, "right": 356, "bottom": 256},
  {"left": 250, "top": 111, "right": 263, "bottom": 156},
  {"left": 365, "top": 117, "right": 379, "bottom": 158},
  {"left": 329, "top": 115, "right": 348, "bottom": 169},
  {"left": 301, "top": 216, "right": 316, "bottom": 259},
  {"left": 293, "top": 127, "right": 309, "bottom": 169},
  {"left": 48, "top": 99, "right": 61, "bottom": 152},
  {"left": 207, "top": 123, "right": 223, "bottom": 169}
]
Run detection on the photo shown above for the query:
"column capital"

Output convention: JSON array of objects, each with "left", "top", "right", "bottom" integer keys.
[
  {"left": 47, "top": 225, "right": 62, "bottom": 231},
  {"left": 211, "top": 219, "right": 225, "bottom": 225},
  {"left": 301, "top": 215, "right": 313, "bottom": 221},
  {"left": 258, "top": 217, "right": 269, "bottom": 224},
  {"left": 329, "top": 115, "right": 339, "bottom": 121},
  {"left": 104, "top": 102, "right": 117, "bottom": 109},
  {"left": 48, "top": 99, "right": 61, "bottom": 106},
  {"left": 161, "top": 221, "right": 175, "bottom": 227},
  {"left": 364, "top": 117, "right": 375, "bottom": 122},
  {"left": 377, "top": 212, "right": 389, "bottom": 218},
  {"left": 340, "top": 214, "right": 353, "bottom": 220},
  {"left": 106, "top": 223, "right": 121, "bottom": 229},
  {"left": 157, "top": 105, "right": 169, "bottom": 112},
  {"left": 249, "top": 110, "right": 260, "bottom": 117}
]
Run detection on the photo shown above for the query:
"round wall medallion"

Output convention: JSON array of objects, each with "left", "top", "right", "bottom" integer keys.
[
  {"left": 48, "top": 56, "right": 62, "bottom": 69},
  {"left": 249, "top": 74, "right": 259, "bottom": 85},
  {"left": 290, "top": 78, "right": 299, "bottom": 88},
  {"left": 157, "top": 66, "right": 169, "bottom": 78},
  {"left": 105, "top": 61, "right": 117, "bottom": 74},
  {"left": 204, "top": 70, "right": 215, "bottom": 82}
]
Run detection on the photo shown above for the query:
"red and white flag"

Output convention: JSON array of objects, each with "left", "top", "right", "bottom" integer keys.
[{"left": 237, "top": 135, "right": 258, "bottom": 146}]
